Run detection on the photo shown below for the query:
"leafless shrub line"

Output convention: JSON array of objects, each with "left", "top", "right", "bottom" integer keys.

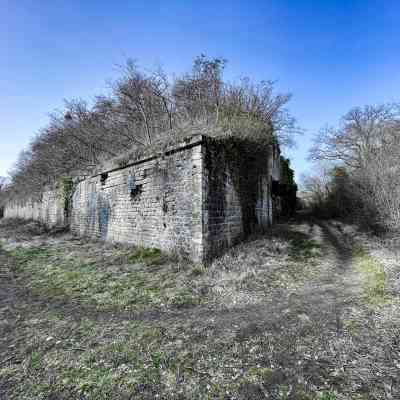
[
  {"left": 1, "top": 55, "right": 298, "bottom": 202},
  {"left": 305, "top": 103, "right": 400, "bottom": 232}
]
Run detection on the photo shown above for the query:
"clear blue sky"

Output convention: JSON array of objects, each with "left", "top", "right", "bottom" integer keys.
[{"left": 1, "top": 0, "right": 399, "bottom": 181}]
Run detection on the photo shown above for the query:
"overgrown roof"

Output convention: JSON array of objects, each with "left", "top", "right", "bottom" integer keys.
[{"left": 89, "top": 122, "right": 277, "bottom": 178}]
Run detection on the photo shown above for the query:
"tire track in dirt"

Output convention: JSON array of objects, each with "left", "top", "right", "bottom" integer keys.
[
  {"left": 0, "top": 219, "right": 364, "bottom": 331},
  {"left": 0, "top": 218, "right": 369, "bottom": 354}
]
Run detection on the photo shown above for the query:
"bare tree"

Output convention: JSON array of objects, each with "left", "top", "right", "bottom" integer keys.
[
  {"left": 309, "top": 103, "right": 400, "bottom": 230},
  {"left": 219, "top": 78, "right": 297, "bottom": 145},
  {"left": 310, "top": 103, "right": 400, "bottom": 169},
  {"left": 173, "top": 55, "right": 226, "bottom": 124},
  {"left": 6, "top": 55, "right": 298, "bottom": 200},
  {"left": 113, "top": 60, "right": 175, "bottom": 145},
  {"left": 0, "top": 177, "right": 6, "bottom": 191}
]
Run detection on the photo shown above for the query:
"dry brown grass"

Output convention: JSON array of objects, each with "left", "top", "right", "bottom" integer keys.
[{"left": 1, "top": 217, "right": 400, "bottom": 399}]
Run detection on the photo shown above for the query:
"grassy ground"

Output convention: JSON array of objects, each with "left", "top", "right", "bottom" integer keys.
[{"left": 0, "top": 218, "right": 400, "bottom": 399}]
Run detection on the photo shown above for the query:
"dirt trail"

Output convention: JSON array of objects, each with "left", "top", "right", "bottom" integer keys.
[
  {"left": 183, "top": 219, "right": 365, "bottom": 337},
  {"left": 277, "top": 220, "right": 363, "bottom": 335},
  {"left": 1, "top": 218, "right": 399, "bottom": 398},
  {"left": 0, "top": 218, "right": 364, "bottom": 331}
]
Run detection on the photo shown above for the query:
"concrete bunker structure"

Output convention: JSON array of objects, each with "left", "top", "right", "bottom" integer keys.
[{"left": 4, "top": 134, "right": 281, "bottom": 262}]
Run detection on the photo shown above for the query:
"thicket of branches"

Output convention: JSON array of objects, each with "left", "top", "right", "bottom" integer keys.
[
  {"left": 0, "top": 177, "right": 7, "bottom": 214},
  {"left": 307, "top": 103, "right": 400, "bottom": 231},
  {"left": 4, "top": 55, "right": 297, "bottom": 200}
]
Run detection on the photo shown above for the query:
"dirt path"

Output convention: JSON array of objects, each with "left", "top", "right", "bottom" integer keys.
[
  {"left": 175, "top": 219, "right": 365, "bottom": 339},
  {"left": 1, "top": 218, "right": 399, "bottom": 399},
  {"left": 0, "top": 219, "right": 379, "bottom": 341}
]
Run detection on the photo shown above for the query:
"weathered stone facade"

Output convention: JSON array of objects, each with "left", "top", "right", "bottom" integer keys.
[
  {"left": 4, "top": 134, "right": 280, "bottom": 262},
  {"left": 71, "top": 136, "right": 204, "bottom": 260},
  {"left": 202, "top": 138, "right": 279, "bottom": 259},
  {"left": 4, "top": 190, "right": 66, "bottom": 227}
]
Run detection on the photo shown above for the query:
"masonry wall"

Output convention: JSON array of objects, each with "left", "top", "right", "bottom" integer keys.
[
  {"left": 70, "top": 140, "right": 204, "bottom": 261},
  {"left": 202, "top": 139, "right": 279, "bottom": 260},
  {"left": 3, "top": 135, "right": 280, "bottom": 262},
  {"left": 4, "top": 190, "right": 66, "bottom": 227}
]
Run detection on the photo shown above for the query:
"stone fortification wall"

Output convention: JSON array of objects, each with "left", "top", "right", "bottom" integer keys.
[
  {"left": 202, "top": 138, "right": 278, "bottom": 259},
  {"left": 3, "top": 135, "right": 280, "bottom": 262},
  {"left": 4, "top": 189, "right": 66, "bottom": 227},
  {"left": 70, "top": 137, "right": 204, "bottom": 261}
]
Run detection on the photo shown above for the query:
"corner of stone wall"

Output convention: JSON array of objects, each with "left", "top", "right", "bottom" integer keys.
[
  {"left": 190, "top": 142, "right": 205, "bottom": 263},
  {"left": 201, "top": 137, "right": 277, "bottom": 263}
]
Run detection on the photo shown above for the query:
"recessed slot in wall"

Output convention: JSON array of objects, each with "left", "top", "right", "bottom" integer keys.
[
  {"left": 128, "top": 173, "right": 142, "bottom": 198},
  {"left": 130, "top": 184, "right": 142, "bottom": 198},
  {"left": 100, "top": 173, "right": 109, "bottom": 186},
  {"left": 162, "top": 200, "right": 168, "bottom": 213},
  {"left": 271, "top": 180, "right": 280, "bottom": 196}
]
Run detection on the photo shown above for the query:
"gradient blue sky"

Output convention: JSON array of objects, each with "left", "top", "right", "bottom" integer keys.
[{"left": 1, "top": 0, "right": 399, "bottom": 181}]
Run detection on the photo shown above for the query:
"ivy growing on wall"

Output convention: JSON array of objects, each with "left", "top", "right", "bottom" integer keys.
[
  {"left": 279, "top": 157, "right": 297, "bottom": 216},
  {"left": 56, "top": 177, "right": 74, "bottom": 220},
  {"left": 205, "top": 137, "right": 272, "bottom": 236}
]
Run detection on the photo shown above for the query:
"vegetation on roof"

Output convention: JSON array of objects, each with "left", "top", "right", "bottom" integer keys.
[{"left": 3, "top": 55, "right": 298, "bottom": 200}]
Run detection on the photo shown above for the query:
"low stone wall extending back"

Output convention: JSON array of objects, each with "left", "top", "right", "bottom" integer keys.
[
  {"left": 4, "top": 190, "right": 66, "bottom": 227},
  {"left": 3, "top": 134, "right": 280, "bottom": 262}
]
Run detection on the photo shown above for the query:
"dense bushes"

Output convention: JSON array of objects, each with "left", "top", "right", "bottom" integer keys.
[
  {"left": 278, "top": 157, "right": 297, "bottom": 216},
  {"left": 301, "top": 166, "right": 359, "bottom": 219},
  {"left": 5, "top": 55, "right": 297, "bottom": 201},
  {"left": 306, "top": 103, "right": 400, "bottom": 231}
]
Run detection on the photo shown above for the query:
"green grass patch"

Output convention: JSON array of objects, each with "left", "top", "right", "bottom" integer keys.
[
  {"left": 29, "top": 351, "right": 43, "bottom": 371},
  {"left": 2, "top": 222, "right": 396, "bottom": 400},
  {"left": 168, "top": 289, "right": 199, "bottom": 308},
  {"left": 190, "top": 264, "right": 206, "bottom": 277},
  {"left": 6, "top": 245, "right": 200, "bottom": 311},
  {"left": 288, "top": 237, "right": 322, "bottom": 262},
  {"left": 353, "top": 247, "right": 390, "bottom": 306},
  {"left": 128, "top": 247, "right": 163, "bottom": 265},
  {"left": 8, "top": 246, "right": 53, "bottom": 261},
  {"left": 319, "top": 393, "right": 337, "bottom": 400},
  {"left": 3, "top": 319, "right": 173, "bottom": 399},
  {"left": 342, "top": 319, "right": 361, "bottom": 334},
  {"left": 244, "top": 366, "right": 274, "bottom": 382},
  {"left": 3, "top": 311, "right": 336, "bottom": 400}
]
